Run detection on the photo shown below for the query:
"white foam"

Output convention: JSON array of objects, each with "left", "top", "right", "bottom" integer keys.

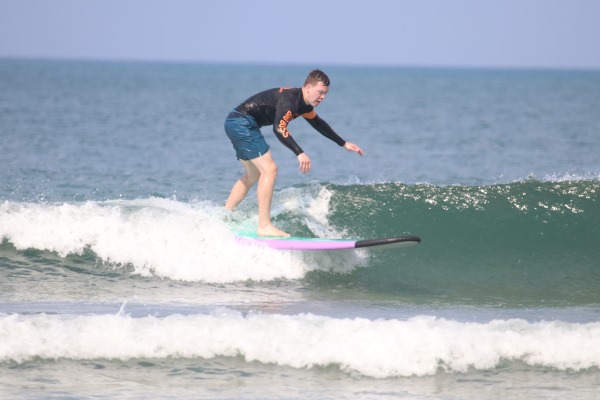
[
  {"left": 540, "top": 171, "right": 600, "bottom": 183},
  {"left": 0, "top": 197, "right": 364, "bottom": 282},
  {"left": 278, "top": 184, "right": 348, "bottom": 238},
  {"left": 514, "top": 171, "right": 600, "bottom": 183},
  {"left": 1, "top": 312, "right": 599, "bottom": 378}
]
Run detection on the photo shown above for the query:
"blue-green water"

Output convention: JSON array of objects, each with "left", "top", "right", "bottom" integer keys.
[{"left": 1, "top": 59, "right": 599, "bottom": 399}]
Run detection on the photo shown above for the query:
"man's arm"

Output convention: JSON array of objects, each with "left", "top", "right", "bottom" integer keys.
[
  {"left": 302, "top": 112, "right": 346, "bottom": 146},
  {"left": 273, "top": 108, "right": 304, "bottom": 156},
  {"left": 304, "top": 112, "right": 364, "bottom": 156}
]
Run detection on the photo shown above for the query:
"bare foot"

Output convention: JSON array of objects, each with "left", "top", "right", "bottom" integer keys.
[{"left": 257, "top": 225, "right": 290, "bottom": 237}]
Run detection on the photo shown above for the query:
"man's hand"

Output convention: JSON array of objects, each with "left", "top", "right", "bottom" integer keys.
[
  {"left": 297, "top": 153, "right": 311, "bottom": 173},
  {"left": 344, "top": 142, "right": 364, "bottom": 156}
]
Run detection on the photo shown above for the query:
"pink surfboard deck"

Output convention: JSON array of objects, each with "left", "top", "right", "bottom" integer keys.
[{"left": 236, "top": 234, "right": 420, "bottom": 251}]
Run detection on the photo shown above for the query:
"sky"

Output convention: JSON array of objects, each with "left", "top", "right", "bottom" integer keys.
[{"left": 1, "top": 0, "right": 599, "bottom": 70}]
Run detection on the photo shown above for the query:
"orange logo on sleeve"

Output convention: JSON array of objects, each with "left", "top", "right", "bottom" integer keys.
[{"left": 278, "top": 110, "right": 293, "bottom": 137}]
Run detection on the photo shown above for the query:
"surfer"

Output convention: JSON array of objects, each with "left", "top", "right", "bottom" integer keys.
[{"left": 224, "top": 69, "right": 364, "bottom": 237}]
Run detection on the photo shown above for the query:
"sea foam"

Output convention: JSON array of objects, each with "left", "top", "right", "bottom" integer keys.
[
  {"left": 0, "top": 196, "right": 365, "bottom": 283},
  {"left": 1, "top": 311, "right": 599, "bottom": 378}
]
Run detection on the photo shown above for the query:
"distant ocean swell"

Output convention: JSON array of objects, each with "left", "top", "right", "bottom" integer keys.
[
  {"left": 1, "top": 311, "right": 600, "bottom": 378},
  {"left": 1, "top": 178, "right": 598, "bottom": 304}
]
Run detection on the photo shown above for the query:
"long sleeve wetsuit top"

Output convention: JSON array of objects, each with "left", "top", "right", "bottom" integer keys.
[{"left": 234, "top": 87, "right": 346, "bottom": 156}]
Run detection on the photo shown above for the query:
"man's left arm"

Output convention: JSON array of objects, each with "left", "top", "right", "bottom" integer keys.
[
  {"left": 303, "top": 112, "right": 346, "bottom": 146},
  {"left": 303, "top": 112, "right": 364, "bottom": 156}
]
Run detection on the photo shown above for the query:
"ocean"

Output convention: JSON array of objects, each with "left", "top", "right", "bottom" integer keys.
[{"left": 1, "top": 59, "right": 599, "bottom": 399}]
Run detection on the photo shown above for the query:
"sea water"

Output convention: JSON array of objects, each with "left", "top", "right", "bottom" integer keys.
[{"left": 1, "top": 59, "right": 599, "bottom": 399}]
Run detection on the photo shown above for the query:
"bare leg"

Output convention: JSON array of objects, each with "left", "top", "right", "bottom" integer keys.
[
  {"left": 225, "top": 151, "right": 289, "bottom": 237},
  {"left": 251, "top": 151, "right": 289, "bottom": 237},
  {"left": 225, "top": 160, "right": 260, "bottom": 210}
]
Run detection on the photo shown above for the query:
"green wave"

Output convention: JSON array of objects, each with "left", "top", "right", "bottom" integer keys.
[{"left": 309, "top": 179, "right": 600, "bottom": 307}]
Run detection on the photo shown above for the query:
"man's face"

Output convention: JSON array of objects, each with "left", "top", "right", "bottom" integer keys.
[{"left": 304, "top": 82, "right": 329, "bottom": 107}]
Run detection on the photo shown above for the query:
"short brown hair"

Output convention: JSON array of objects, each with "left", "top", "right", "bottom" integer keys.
[{"left": 304, "top": 69, "right": 330, "bottom": 87}]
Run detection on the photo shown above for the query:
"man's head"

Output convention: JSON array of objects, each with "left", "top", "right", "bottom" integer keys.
[
  {"left": 303, "top": 69, "right": 330, "bottom": 87},
  {"left": 302, "top": 69, "right": 330, "bottom": 107}
]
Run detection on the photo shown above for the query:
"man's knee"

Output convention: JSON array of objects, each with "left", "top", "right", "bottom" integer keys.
[{"left": 263, "top": 161, "right": 278, "bottom": 176}]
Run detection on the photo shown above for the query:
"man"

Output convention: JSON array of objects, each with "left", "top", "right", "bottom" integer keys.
[{"left": 224, "top": 69, "right": 364, "bottom": 237}]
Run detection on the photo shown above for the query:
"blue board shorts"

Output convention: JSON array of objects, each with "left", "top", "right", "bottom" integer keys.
[{"left": 224, "top": 110, "right": 270, "bottom": 161}]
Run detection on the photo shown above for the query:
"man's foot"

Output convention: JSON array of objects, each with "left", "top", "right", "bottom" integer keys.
[{"left": 257, "top": 225, "right": 290, "bottom": 237}]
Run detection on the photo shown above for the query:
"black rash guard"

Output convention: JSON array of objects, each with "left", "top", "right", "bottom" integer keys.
[{"left": 234, "top": 87, "right": 346, "bottom": 156}]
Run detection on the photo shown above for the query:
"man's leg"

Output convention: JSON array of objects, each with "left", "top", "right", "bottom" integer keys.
[
  {"left": 225, "top": 160, "right": 260, "bottom": 210},
  {"left": 225, "top": 151, "right": 288, "bottom": 237},
  {"left": 249, "top": 151, "right": 289, "bottom": 237}
]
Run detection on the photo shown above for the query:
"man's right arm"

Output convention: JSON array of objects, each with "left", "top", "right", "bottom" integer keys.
[{"left": 273, "top": 106, "right": 304, "bottom": 156}]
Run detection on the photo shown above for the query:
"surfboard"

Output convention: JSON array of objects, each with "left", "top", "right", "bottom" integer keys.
[{"left": 236, "top": 234, "right": 420, "bottom": 251}]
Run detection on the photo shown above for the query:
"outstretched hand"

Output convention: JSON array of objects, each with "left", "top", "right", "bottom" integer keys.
[
  {"left": 297, "top": 153, "right": 311, "bottom": 174},
  {"left": 343, "top": 142, "right": 364, "bottom": 156}
]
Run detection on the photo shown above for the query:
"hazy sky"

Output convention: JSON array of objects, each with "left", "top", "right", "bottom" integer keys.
[{"left": 1, "top": 0, "right": 599, "bottom": 69}]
